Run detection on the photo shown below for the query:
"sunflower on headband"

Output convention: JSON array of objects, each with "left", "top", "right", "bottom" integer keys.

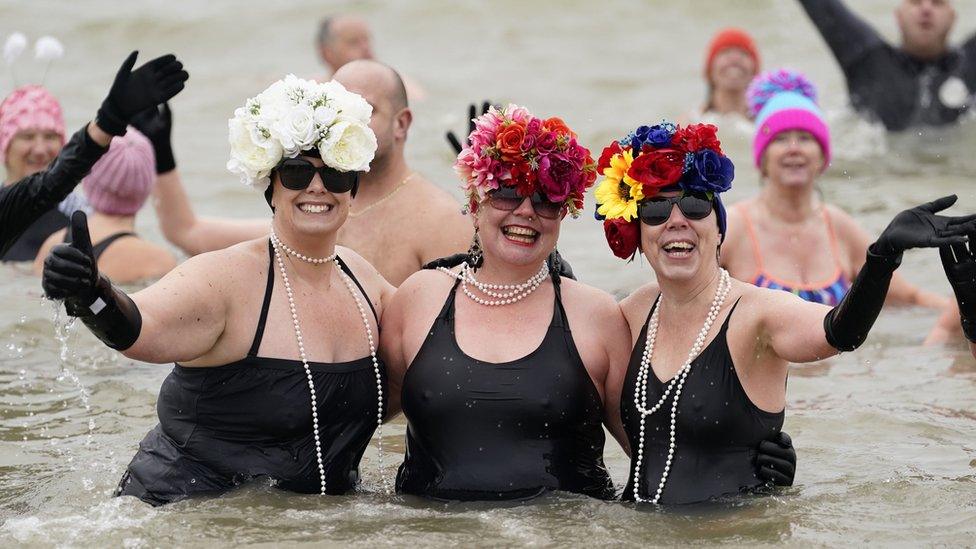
[{"left": 594, "top": 122, "right": 735, "bottom": 259}]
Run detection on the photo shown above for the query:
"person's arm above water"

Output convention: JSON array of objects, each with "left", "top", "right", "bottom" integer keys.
[
  {"left": 938, "top": 237, "right": 976, "bottom": 359},
  {"left": 133, "top": 103, "right": 269, "bottom": 257},
  {"left": 797, "top": 0, "right": 887, "bottom": 72},
  {"left": 42, "top": 211, "right": 229, "bottom": 363},
  {"left": 765, "top": 196, "right": 976, "bottom": 360},
  {"left": 0, "top": 51, "right": 188, "bottom": 257}
]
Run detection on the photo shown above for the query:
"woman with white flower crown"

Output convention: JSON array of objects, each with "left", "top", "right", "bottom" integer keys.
[
  {"left": 41, "top": 75, "right": 393, "bottom": 506},
  {"left": 593, "top": 120, "right": 976, "bottom": 504}
]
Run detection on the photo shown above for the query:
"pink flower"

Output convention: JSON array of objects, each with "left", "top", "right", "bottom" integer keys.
[
  {"left": 526, "top": 118, "right": 543, "bottom": 137},
  {"left": 504, "top": 104, "right": 531, "bottom": 124},
  {"left": 538, "top": 152, "right": 580, "bottom": 203},
  {"left": 536, "top": 131, "right": 557, "bottom": 154},
  {"left": 564, "top": 138, "right": 587, "bottom": 168}
]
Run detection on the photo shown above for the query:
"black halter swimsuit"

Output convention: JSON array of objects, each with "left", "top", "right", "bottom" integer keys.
[
  {"left": 621, "top": 296, "right": 784, "bottom": 504},
  {"left": 396, "top": 275, "right": 614, "bottom": 501},
  {"left": 115, "top": 242, "right": 387, "bottom": 506}
]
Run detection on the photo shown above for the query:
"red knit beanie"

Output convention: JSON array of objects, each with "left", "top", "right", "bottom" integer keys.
[{"left": 704, "top": 28, "right": 760, "bottom": 81}]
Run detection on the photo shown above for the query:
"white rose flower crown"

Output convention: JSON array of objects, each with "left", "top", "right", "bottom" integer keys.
[{"left": 227, "top": 74, "right": 377, "bottom": 188}]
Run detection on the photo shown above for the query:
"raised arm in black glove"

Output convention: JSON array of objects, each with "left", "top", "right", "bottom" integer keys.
[
  {"left": 96, "top": 51, "right": 189, "bottom": 137},
  {"left": 940, "top": 238, "right": 976, "bottom": 343},
  {"left": 825, "top": 195, "right": 976, "bottom": 351},
  {"left": 42, "top": 211, "right": 142, "bottom": 350},
  {"left": 131, "top": 103, "right": 176, "bottom": 174},
  {"left": 445, "top": 101, "right": 492, "bottom": 155}
]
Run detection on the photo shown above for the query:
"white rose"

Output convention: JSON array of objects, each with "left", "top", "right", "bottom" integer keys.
[
  {"left": 274, "top": 104, "right": 317, "bottom": 156},
  {"left": 330, "top": 87, "right": 373, "bottom": 124},
  {"left": 313, "top": 105, "right": 338, "bottom": 128},
  {"left": 319, "top": 120, "right": 376, "bottom": 172},
  {"left": 228, "top": 115, "right": 283, "bottom": 186}
]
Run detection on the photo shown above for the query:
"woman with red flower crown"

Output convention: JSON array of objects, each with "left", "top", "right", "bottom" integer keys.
[
  {"left": 720, "top": 69, "right": 946, "bottom": 309},
  {"left": 594, "top": 119, "right": 976, "bottom": 504},
  {"left": 381, "top": 105, "right": 792, "bottom": 502}
]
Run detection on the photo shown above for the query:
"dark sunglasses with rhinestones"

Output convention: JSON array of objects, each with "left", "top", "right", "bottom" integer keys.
[
  {"left": 487, "top": 186, "right": 566, "bottom": 220},
  {"left": 637, "top": 192, "right": 714, "bottom": 226},
  {"left": 276, "top": 157, "right": 359, "bottom": 196}
]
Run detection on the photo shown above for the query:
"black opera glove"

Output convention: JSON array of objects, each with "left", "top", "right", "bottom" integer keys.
[
  {"left": 940, "top": 238, "right": 976, "bottom": 342},
  {"left": 96, "top": 51, "right": 189, "bottom": 136},
  {"left": 756, "top": 432, "right": 797, "bottom": 487},
  {"left": 42, "top": 211, "right": 141, "bottom": 350},
  {"left": 825, "top": 195, "right": 976, "bottom": 352},
  {"left": 130, "top": 103, "right": 176, "bottom": 173},
  {"left": 445, "top": 101, "right": 492, "bottom": 155}
]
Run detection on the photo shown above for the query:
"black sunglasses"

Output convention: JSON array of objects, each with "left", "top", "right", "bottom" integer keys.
[
  {"left": 276, "top": 157, "right": 359, "bottom": 196},
  {"left": 637, "top": 193, "right": 713, "bottom": 226},
  {"left": 487, "top": 186, "right": 565, "bottom": 220}
]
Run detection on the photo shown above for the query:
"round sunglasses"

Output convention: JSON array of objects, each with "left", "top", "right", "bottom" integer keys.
[
  {"left": 487, "top": 186, "right": 566, "bottom": 220},
  {"left": 276, "top": 158, "right": 359, "bottom": 195},
  {"left": 637, "top": 193, "right": 713, "bottom": 226}
]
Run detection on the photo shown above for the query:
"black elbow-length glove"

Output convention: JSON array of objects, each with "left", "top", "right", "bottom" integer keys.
[
  {"left": 825, "top": 195, "right": 976, "bottom": 351},
  {"left": 41, "top": 211, "right": 142, "bottom": 350},
  {"left": 939, "top": 238, "right": 976, "bottom": 342}
]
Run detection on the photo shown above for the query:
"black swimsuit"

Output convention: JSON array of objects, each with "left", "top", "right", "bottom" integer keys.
[
  {"left": 396, "top": 275, "right": 614, "bottom": 501},
  {"left": 621, "top": 297, "right": 784, "bottom": 504},
  {"left": 115, "top": 243, "right": 386, "bottom": 506}
]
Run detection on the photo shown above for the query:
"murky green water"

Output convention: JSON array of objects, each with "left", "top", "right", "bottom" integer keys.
[{"left": 2, "top": 0, "right": 976, "bottom": 545}]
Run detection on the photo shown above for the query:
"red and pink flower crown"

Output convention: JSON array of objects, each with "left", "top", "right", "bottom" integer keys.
[{"left": 454, "top": 104, "right": 597, "bottom": 217}]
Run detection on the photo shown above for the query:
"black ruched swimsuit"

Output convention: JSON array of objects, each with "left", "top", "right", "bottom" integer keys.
[
  {"left": 115, "top": 243, "right": 386, "bottom": 506},
  {"left": 396, "top": 276, "right": 614, "bottom": 501},
  {"left": 621, "top": 297, "right": 784, "bottom": 505}
]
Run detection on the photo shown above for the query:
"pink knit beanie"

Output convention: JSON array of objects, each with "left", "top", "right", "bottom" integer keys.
[
  {"left": 0, "top": 85, "right": 66, "bottom": 163},
  {"left": 82, "top": 127, "right": 156, "bottom": 216}
]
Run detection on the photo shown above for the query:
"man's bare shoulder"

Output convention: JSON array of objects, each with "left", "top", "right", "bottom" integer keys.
[{"left": 400, "top": 175, "right": 467, "bottom": 223}]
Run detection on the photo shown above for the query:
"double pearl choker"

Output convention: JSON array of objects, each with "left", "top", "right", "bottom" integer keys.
[
  {"left": 631, "top": 268, "right": 731, "bottom": 504},
  {"left": 438, "top": 261, "right": 549, "bottom": 306},
  {"left": 269, "top": 230, "right": 388, "bottom": 495}
]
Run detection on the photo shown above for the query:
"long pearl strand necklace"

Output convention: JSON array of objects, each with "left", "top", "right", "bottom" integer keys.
[
  {"left": 269, "top": 230, "right": 389, "bottom": 495},
  {"left": 631, "top": 269, "right": 731, "bottom": 504},
  {"left": 438, "top": 261, "right": 549, "bottom": 306}
]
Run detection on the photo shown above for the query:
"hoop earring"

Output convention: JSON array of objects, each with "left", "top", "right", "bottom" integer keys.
[{"left": 466, "top": 229, "right": 484, "bottom": 269}]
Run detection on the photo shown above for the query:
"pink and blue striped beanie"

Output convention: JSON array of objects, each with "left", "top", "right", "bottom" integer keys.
[{"left": 747, "top": 69, "right": 830, "bottom": 169}]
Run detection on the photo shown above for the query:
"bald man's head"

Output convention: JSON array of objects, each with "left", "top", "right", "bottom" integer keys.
[
  {"left": 334, "top": 59, "right": 408, "bottom": 113},
  {"left": 334, "top": 60, "right": 411, "bottom": 166},
  {"left": 317, "top": 15, "right": 374, "bottom": 71}
]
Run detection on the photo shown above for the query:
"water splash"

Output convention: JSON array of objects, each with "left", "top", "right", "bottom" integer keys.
[{"left": 50, "top": 299, "right": 94, "bottom": 444}]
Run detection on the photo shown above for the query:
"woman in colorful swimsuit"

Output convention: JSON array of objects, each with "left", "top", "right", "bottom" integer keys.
[
  {"left": 594, "top": 120, "right": 976, "bottom": 504},
  {"left": 719, "top": 69, "right": 946, "bottom": 308}
]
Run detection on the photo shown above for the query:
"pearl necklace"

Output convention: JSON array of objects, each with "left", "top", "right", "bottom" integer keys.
[
  {"left": 438, "top": 261, "right": 549, "bottom": 306},
  {"left": 631, "top": 269, "right": 731, "bottom": 504},
  {"left": 269, "top": 230, "right": 389, "bottom": 495}
]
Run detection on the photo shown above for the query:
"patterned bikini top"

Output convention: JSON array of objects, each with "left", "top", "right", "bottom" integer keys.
[{"left": 738, "top": 204, "right": 851, "bottom": 306}]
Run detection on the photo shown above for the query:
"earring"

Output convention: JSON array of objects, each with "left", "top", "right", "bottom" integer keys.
[{"left": 466, "top": 228, "right": 484, "bottom": 269}]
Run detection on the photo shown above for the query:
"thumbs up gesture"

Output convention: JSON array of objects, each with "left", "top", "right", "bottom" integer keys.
[{"left": 42, "top": 211, "right": 100, "bottom": 314}]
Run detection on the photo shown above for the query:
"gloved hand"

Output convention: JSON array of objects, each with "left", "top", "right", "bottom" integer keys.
[
  {"left": 96, "top": 51, "right": 189, "bottom": 137},
  {"left": 42, "top": 211, "right": 99, "bottom": 312},
  {"left": 42, "top": 211, "right": 142, "bottom": 350},
  {"left": 756, "top": 432, "right": 796, "bottom": 486},
  {"left": 446, "top": 101, "right": 492, "bottom": 155},
  {"left": 940, "top": 238, "right": 976, "bottom": 342},
  {"left": 872, "top": 195, "right": 976, "bottom": 257},
  {"left": 131, "top": 103, "right": 176, "bottom": 173}
]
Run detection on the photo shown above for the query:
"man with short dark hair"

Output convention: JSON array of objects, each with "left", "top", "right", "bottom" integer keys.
[{"left": 799, "top": 0, "right": 976, "bottom": 130}]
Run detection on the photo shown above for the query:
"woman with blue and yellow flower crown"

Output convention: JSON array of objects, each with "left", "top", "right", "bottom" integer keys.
[{"left": 594, "top": 120, "right": 976, "bottom": 505}]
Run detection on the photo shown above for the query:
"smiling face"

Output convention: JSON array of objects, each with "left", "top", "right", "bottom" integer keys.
[
  {"left": 709, "top": 47, "right": 758, "bottom": 93},
  {"left": 896, "top": 0, "right": 955, "bottom": 57},
  {"left": 271, "top": 155, "right": 352, "bottom": 238},
  {"left": 475, "top": 192, "right": 564, "bottom": 268},
  {"left": 761, "top": 130, "right": 824, "bottom": 187},
  {"left": 641, "top": 190, "right": 720, "bottom": 283},
  {"left": 4, "top": 128, "right": 62, "bottom": 183}
]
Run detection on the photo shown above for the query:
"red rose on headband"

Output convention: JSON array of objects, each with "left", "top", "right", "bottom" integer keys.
[
  {"left": 604, "top": 218, "right": 639, "bottom": 259},
  {"left": 510, "top": 160, "right": 536, "bottom": 197},
  {"left": 672, "top": 123, "right": 722, "bottom": 153},
  {"left": 597, "top": 141, "right": 623, "bottom": 172},
  {"left": 497, "top": 123, "right": 526, "bottom": 161},
  {"left": 628, "top": 148, "right": 684, "bottom": 192}
]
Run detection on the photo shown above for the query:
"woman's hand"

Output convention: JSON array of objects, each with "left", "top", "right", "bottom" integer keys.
[
  {"left": 873, "top": 195, "right": 976, "bottom": 257},
  {"left": 95, "top": 51, "right": 189, "bottom": 136}
]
